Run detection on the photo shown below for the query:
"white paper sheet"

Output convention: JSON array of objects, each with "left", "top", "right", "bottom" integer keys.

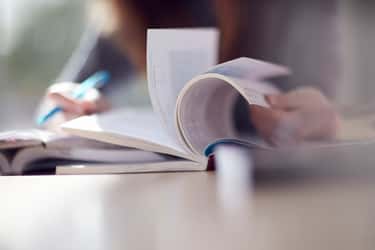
[
  {"left": 147, "top": 28, "right": 219, "bottom": 141},
  {"left": 176, "top": 58, "right": 290, "bottom": 154},
  {"left": 61, "top": 109, "right": 200, "bottom": 161}
]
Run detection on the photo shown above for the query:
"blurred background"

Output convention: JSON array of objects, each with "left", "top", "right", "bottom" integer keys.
[
  {"left": 0, "top": 0, "right": 87, "bottom": 130},
  {"left": 1, "top": 0, "right": 375, "bottom": 130}
]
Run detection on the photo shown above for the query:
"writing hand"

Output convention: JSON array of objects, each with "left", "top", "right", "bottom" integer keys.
[{"left": 41, "top": 82, "right": 110, "bottom": 128}]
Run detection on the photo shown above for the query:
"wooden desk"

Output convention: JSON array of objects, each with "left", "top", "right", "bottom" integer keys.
[{"left": 0, "top": 172, "right": 374, "bottom": 250}]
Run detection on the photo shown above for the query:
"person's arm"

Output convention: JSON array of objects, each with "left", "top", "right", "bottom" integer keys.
[
  {"left": 57, "top": 26, "right": 134, "bottom": 91},
  {"left": 37, "top": 27, "right": 133, "bottom": 129},
  {"left": 56, "top": 27, "right": 102, "bottom": 83}
]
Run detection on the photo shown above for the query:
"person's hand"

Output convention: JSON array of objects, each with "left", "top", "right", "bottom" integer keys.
[
  {"left": 250, "top": 87, "right": 341, "bottom": 146},
  {"left": 40, "top": 82, "right": 110, "bottom": 128}
]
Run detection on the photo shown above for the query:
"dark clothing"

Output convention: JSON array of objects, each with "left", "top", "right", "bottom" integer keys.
[
  {"left": 58, "top": 1, "right": 341, "bottom": 132},
  {"left": 60, "top": 1, "right": 341, "bottom": 98}
]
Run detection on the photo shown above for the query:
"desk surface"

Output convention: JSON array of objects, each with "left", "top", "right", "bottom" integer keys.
[{"left": 1, "top": 172, "right": 375, "bottom": 250}]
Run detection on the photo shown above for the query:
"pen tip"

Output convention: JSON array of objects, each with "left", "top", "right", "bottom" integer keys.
[{"left": 36, "top": 117, "right": 45, "bottom": 126}]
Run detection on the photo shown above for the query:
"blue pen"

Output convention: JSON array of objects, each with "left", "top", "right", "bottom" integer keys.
[{"left": 36, "top": 71, "right": 111, "bottom": 126}]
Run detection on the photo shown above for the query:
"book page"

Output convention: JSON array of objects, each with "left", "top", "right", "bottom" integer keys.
[
  {"left": 176, "top": 58, "right": 290, "bottom": 154},
  {"left": 207, "top": 57, "right": 291, "bottom": 81},
  {"left": 62, "top": 109, "right": 203, "bottom": 162},
  {"left": 0, "top": 129, "right": 55, "bottom": 150},
  {"left": 11, "top": 145, "right": 170, "bottom": 175},
  {"left": 147, "top": 29, "right": 219, "bottom": 144},
  {"left": 56, "top": 160, "right": 205, "bottom": 175},
  {"left": 46, "top": 135, "right": 129, "bottom": 149}
]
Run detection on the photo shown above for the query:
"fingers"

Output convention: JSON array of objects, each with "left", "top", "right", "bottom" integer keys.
[
  {"left": 250, "top": 105, "right": 297, "bottom": 146},
  {"left": 250, "top": 106, "right": 280, "bottom": 138},
  {"left": 48, "top": 92, "right": 109, "bottom": 116},
  {"left": 251, "top": 105, "right": 310, "bottom": 146},
  {"left": 266, "top": 87, "right": 326, "bottom": 110},
  {"left": 266, "top": 93, "right": 300, "bottom": 110},
  {"left": 45, "top": 82, "right": 110, "bottom": 124},
  {"left": 48, "top": 93, "right": 84, "bottom": 114},
  {"left": 94, "top": 97, "right": 111, "bottom": 113},
  {"left": 296, "top": 106, "right": 341, "bottom": 141},
  {"left": 250, "top": 101, "right": 341, "bottom": 146}
]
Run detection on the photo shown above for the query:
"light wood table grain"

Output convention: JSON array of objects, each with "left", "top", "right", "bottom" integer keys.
[{"left": 0, "top": 172, "right": 374, "bottom": 250}]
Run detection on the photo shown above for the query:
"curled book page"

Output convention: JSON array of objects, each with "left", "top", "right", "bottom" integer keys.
[
  {"left": 147, "top": 28, "right": 219, "bottom": 144},
  {"left": 176, "top": 58, "right": 290, "bottom": 154}
]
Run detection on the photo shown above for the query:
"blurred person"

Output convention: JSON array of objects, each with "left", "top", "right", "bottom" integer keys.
[{"left": 39, "top": 0, "right": 341, "bottom": 146}]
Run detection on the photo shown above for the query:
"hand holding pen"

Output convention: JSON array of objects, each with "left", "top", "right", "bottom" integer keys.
[{"left": 37, "top": 71, "right": 111, "bottom": 126}]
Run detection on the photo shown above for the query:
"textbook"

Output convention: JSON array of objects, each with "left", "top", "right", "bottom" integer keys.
[
  {"left": 59, "top": 29, "right": 289, "bottom": 174},
  {"left": 0, "top": 130, "right": 172, "bottom": 175}
]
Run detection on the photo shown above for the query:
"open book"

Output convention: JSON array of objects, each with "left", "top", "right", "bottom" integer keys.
[
  {"left": 59, "top": 29, "right": 290, "bottom": 174},
  {"left": 0, "top": 129, "right": 172, "bottom": 175}
]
